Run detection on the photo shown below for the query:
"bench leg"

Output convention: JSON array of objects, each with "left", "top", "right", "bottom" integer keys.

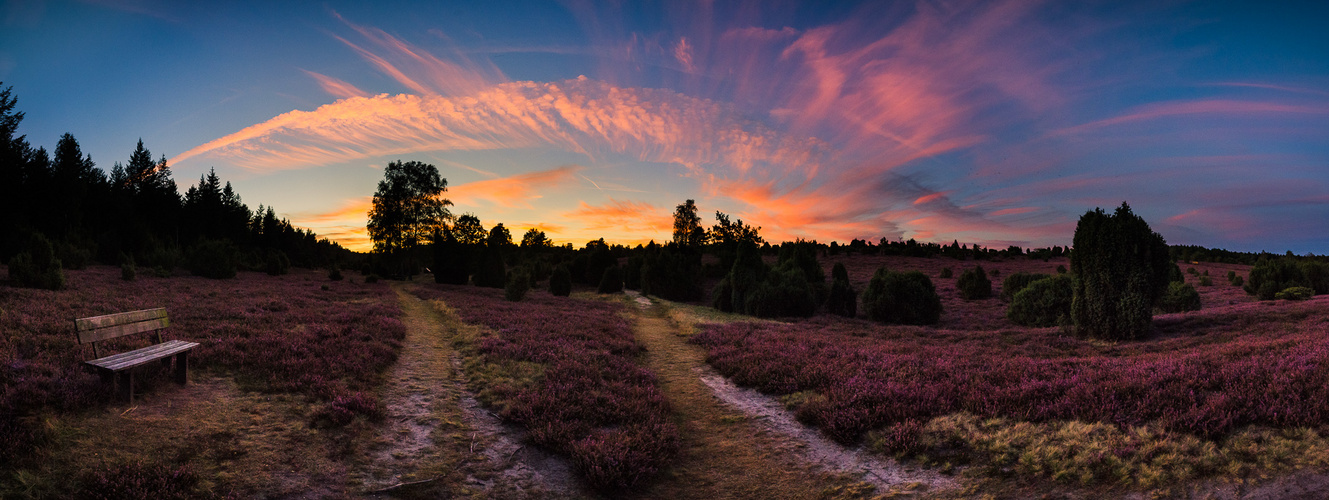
[
  {"left": 120, "top": 371, "right": 134, "bottom": 403},
  {"left": 175, "top": 352, "right": 189, "bottom": 385}
]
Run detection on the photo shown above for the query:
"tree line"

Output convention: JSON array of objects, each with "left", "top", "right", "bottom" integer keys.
[{"left": 0, "top": 83, "right": 352, "bottom": 288}]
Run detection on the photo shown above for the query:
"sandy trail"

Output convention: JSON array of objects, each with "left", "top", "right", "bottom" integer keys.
[
  {"left": 624, "top": 290, "right": 956, "bottom": 498},
  {"left": 352, "top": 284, "right": 583, "bottom": 498}
]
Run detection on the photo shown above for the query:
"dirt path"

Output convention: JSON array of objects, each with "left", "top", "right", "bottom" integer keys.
[
  {"left": 351, "top": 284, "right": 583, "bottom": 498},
  {"left": 624, "top": 292, "right": 956, "bottom": 499}
]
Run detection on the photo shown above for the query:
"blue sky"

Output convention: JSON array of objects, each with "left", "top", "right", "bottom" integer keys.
[{"left": 3, "top": 0, "right": 1327, "bottom": 252}]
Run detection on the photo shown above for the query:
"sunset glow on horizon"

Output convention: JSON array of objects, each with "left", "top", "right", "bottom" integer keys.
[{"left": 5, "top": 0, "right": 1328, "bottom": 253}]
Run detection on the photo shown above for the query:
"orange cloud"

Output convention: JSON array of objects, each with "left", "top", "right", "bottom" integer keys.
[
  {"left": 564, "top": 198, "right": 672, "bottom": 235},
  {"left": 448, "top": 165, "right": 582, "bottom": 209},
  {"left": 287, "top": 197, "right": 374, "bottom": 251}
]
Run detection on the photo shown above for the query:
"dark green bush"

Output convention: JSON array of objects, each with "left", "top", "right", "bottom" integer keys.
[
  {"left": 1157, "top": 281, "right": 1202, "bottom": 313},
  {"left": 549, "top": 265, "right": 572, "bottom": 297},
  {"left": 862, "top": 268, "right": 941, "bottom": 325},
  {"left": 711, "top": 277, "right": 735, "bottom": 312},
  {"left": 1070, "top": 203, "right": 1172, "bottom": 340},
  {"left": 1233, "top": 275, "right": 1244, "bottom": 287},
  {"left": 1000, "top": 272, "right": 1051, "bottom": 301},
  {"left": 328, "top": 265, "right": 343, "bottom": 281},
  {"left": 1187, "top": 267, "right": 1198, "bottom": 276},
  {"left": 187, "top": 239, "right": 238, "bottom": 279},
  {"left": 1227, "top": 270, "right": 1237, "bottom": 282},
  {"left": 56, "top": 242, "right": 92, "bottom": 270},
  {"left": 432, "top": 230, "right": 470, "bottom": 285},
  {"left": 956, "top": 266, "right": 992, "bottom": 300},
  {"left": 474, "top": 247, "right": 506, "bottom": 288},
  {"left": 640, "top": 247, "right": 703, "bottom": 301},
  {"left": 826, "top": 262, "right": 857, "bottom": 318},
  {"left": 120, "top": 253, "right": 136, "bottom": 282},
  {"left": 505, "top": 269, "right": 531, "bottom": 302},
  {"left": 1006, "top": 275, "right": 1073, "bottom": 327},
  {"left": 1276, "top": 286, "right": 1314, "bottom": 301},
  {"left": 1300, "top": 261, "right": 1329, "bottom": 295},
  {"left": 939, "top": 267, "right": 953, "bottom": 279},
  {"left": 1245, "top": 258, "right": 1308, "bottom": 300},
  {"left": 743, "top": 267, "right": 817, "bottom": 318},
  {"left": 264, "top": 250, "right": 290, "bottom": 276},
  {"left": 364, "top": 274, "right": 380, "bottom": 284},
  {"left": 7, "top": 234, "right": 65, "bottom": 290},
  {"left": 624, "top": 255, "right": 643, "bottom": 290},
  {"left": 598, "top": 266, "right": 624, "bottom": 294},
  {"left": 1168, "top": 264, "right": 1184, "bottom": 283},
  {"left": 1056, "top": 264, "right": 1068, "bottom": 275},
  {"left": 1198, "top": 275, "right": 1212, "bottom": 286}
]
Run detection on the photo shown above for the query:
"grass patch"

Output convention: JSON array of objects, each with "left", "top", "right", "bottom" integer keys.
[{"left": 867, "top": 412, "right": 1329, "bottom": 488}]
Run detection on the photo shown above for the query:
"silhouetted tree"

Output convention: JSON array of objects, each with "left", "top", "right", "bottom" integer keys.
[
  {"left": 453, "top": 214, "right": 486, "bottom": 246},
  {"left": 432, "top": 228, "right": 470, "bottom": 285},
  {"left": 1070, "top": 203, "right": 1171, "bottom": 340},
  {"left": 520, "top": 228, "right": 552, "bottom": 249},
  {"left": 827, "top": 262, "right": 857, "bottom": 317},
  {"left": 367, "top": 160, "right": 451, "bottom": 274},
  {"left": 672, "top": 199, "right": 704, "bottom": 248}
]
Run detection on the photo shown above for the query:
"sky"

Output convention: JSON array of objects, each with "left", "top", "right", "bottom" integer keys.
[{"left": 3, "top": 0, "right": 1328, "bottom": 253}]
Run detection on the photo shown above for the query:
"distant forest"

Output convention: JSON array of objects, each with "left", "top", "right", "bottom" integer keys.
[{"left": 0, "top": 83, "right": 351, "bottom": 274}]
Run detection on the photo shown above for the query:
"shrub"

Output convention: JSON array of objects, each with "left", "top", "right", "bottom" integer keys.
[
  {"left": 328, "top": 265, "right": 343, "bottom": 281},
  {"left": 1276, "top": 286, "right": 1314, "bottom": 301},
  {"left": 1300, "top": 261, "right": 1329, "bottom": 295},
  {"left": 597, "top": 266, "right": 624, "bottom": 294},
  {"left": 506, "top": 269, "right": 531, "bottom": 302},
  {"left": 939, "top": 267, "right": 953, "bottom": 279},
  {"left": 264, "top": 250, "right": 290, "bottom": 276},
  {"left": 432, "top": 230, "right": 470, "bottom": 285},
  {"left": 7, "top": 234, "right": 65, "bottom": 290},
  {"left": 1232, "top": 275, "right": 1244, "bottom": 287},
  {"left": 1056, "top": 264, "right": 1068, "bottom": 274},
  {"left": 1070, "top": 203, "right": 1171, "bottom": 340},
  {"left": 826, "top": 263, "right": 857, "bottom": 318},
  {"left": 1007, "top": 275, "right": 1073, "bottom": 327},
  {"left": 711, "top": 277, "right": 734, "bottom": 312},
  {"left": 861, "top": 268, "right": 942, "bottom": 325},
  {"left": 1157, "top": 281, "right": 1201, "bottom": 313},
  {"left": 1227, "top": 270, "right": 1237, "bottom": 282},
  {"left": 120, "top": 255, "right": 136, "bottom": 282},
  {"left": 1000, "top": 272, "right": 1051, "bottom": 301},
  {"left": 364, "top": 274, "right": 380, "bottom": 283},
  {"left": 623, "top": 255, "right": 643, "bottom": 290},
  {"left": 956, "top": 266, "right": 992, "bottom": 300},
  {"left": 186, "top": 239, "right": 238, "bottom": 279},
  {"left": 640, "top": 246, "right": 703, "bottom": 301},
  {"left": 56, "top": 242, "right": 92, "bottom": 270},
  {"left": 1169, "top": 264, "right": 1184, "bottom": 283},
  {"left": 1187, "top": 267, "right": 1198, "bottom": 276},
  {"left": 549, "top": 265, "right": 573, "bottom": 297},
  {"left": 743, "top": 267, "right": 818, "bottom": 318},
  {"left": 474, "top": 246, "right": 507, "bottom": 288},
  {"left": 1199, "top": 275, "right": 1213, "bottom": 286},
  {"left": 1245, "top": 258, "right": 1308, "bottom": 300}
]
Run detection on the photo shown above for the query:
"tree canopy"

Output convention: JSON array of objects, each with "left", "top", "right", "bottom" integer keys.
[{"left": 367, "top": 160, "right": 451, "bottom": 254}]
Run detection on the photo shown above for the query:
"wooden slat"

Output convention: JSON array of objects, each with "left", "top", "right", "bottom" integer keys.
[
  {"left": 76, "top": 317, "right": 170, "bottom": 344},
  {"left": 75, "top": 308, "right": 167, "bottom": 331},
  {"left": 87, "top": 340, "right": 199, "bottom": 371}
]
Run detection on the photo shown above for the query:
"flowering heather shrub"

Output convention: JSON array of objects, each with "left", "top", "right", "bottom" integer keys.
[
  {"left": 411, "top": 285, "right": 677, "bottom": 490},
  {"left": 81, "top": 462, "right": 203, "bottom": 500},
  {"left": 955, "top": 266, "right": 992, "bottom": 300},
  {"left": 0, "top": 267, "right": 404, "bottom": 468},
  {"left": 692, "top": 301, "right": 1329, "bottom": 446}
]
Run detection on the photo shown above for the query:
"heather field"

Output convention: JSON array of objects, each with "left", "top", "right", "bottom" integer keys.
[
  {"left": 688, "top": 254, "right": 1329, "bottom": 490},
  {"left": 410, "top": 284, "right": 679, "bottom": 491},
  {"left": 0, "top": 266, "right": 404, "bottom": 497}
]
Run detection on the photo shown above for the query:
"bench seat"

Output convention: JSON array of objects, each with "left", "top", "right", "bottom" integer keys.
[{"left": 86, "top": 339, "right": 200, "bottom": 372}]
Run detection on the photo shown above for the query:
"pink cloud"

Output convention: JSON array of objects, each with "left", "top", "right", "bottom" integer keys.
[
  {"left": 449, "top": 165, "right": 582, "bottom": 209},
  {"left": 1052, "top": 99, "right": 1329, "bottom": 136},
  {"left": 301, "top": 69, "right": 371, "bottom": 99}
]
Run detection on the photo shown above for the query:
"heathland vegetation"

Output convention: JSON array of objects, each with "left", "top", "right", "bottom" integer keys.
[{"left": 6, "top": 80, "right": 1329, "bottom": 497}]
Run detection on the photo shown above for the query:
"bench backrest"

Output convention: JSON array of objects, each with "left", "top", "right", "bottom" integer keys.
[{"left": 75, "top": 308, "right": 170, "bottom": 358}]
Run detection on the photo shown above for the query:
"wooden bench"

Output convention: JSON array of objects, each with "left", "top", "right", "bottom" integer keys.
[{"left": 74, "top": 308, "right": 198, "bottom": 402}]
